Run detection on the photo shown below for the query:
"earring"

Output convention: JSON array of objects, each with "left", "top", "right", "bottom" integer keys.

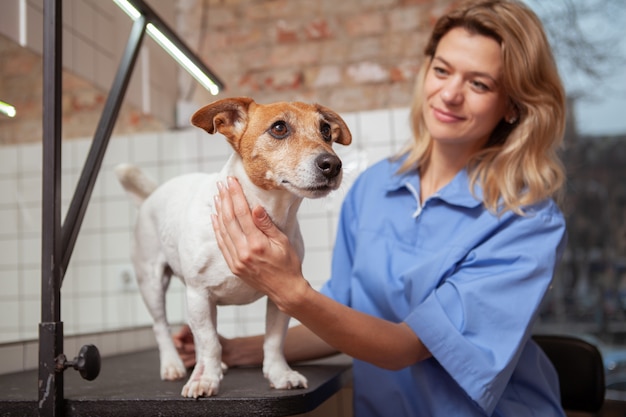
[{"left": 507, "top": 116, "right": 518, "bottom": 124}]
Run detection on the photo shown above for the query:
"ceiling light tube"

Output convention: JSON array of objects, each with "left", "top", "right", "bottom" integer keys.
[
  {"left": 113, "top": 0, "right": 141, "bottom": 20},
  {"left": 0, "top": 100, "right": 16, "bottom": 118},
  {"left": 146, "top": 23, "right": 219, "bottom": 95},
  {"left": 112, "top": 0, "right": 223, "bottom": 95}
]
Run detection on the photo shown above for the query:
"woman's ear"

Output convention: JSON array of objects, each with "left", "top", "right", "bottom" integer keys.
[{"left": 505, "top": 100, "right": 519, "bottom": 124}]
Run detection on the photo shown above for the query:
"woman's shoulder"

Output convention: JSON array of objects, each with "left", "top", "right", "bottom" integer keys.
[
  {"left": 346, "top": 156, "right": 406, "bottom": 198},
  {"left": 519, "top": 198, "right": 565, "bottom": 225},
  {"left": 341, "top": 157, "right": 400, "bottom": 209},
  {"left": 491, "top": 198, "right": 567, "bottom": 250},
  {"left": 354, "top": 156, "right": 408, "bottom": 186},
  {"left": 363, "top": 155, "right": 399, "bottom": 174}
]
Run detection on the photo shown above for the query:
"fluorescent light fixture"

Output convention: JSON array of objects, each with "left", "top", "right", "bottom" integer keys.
[
  {"left": 146, "top": 23, "right": 219, "bottom": 95},
  {"left": 113, "top": 0, "right": 221, "bottom": 95},
  {"left": 0, "top": 100, "right": 16, "bottom": 118},
  {"left": 113, "top": 0, "right": 141, "bottom": 20}
]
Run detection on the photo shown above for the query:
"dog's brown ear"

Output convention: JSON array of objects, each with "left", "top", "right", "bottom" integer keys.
[
  {"left": 316, "top": 104, "right": 352, "bottom": 146},
  {"left": 191, "top": 97, "right": 255, "bottom": 147}
]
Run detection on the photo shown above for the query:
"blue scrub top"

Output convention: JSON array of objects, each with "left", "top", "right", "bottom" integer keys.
[{"left": 321, "top": 157, "right": 567, "bottom": 417}]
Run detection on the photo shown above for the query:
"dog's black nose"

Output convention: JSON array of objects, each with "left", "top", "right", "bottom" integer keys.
[{"left": 315, "top": 154, "right": 342, "bottom": 179}]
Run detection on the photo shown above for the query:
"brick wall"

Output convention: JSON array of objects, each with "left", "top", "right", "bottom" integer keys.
[
  {"left": 0, "top": 0, "right": 177, "bottom": 145},
  {"left": 179, "top": 0, "right": 457, "bottom": 113},
  {"left": 0, "top": 0, "right": 457, "bottom": 143},
  {"left": 0, "top": 34, "right": 165, "bottom": 146}
]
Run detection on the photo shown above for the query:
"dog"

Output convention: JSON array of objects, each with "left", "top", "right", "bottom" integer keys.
[{"left": 115, "top": 97, "right": 352, "bottom": 398}]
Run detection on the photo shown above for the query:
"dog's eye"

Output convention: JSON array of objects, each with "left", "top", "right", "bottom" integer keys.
[
  {"left": 320, "top": 122, "right": 332, "bottom": 142},
  {"left": 268, "top": 121, "right": 290, "bottom": 139}
]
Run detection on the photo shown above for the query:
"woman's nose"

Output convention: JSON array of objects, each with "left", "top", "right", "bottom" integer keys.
[{"left": 440, "top": 81, "right": 463, "bottom": 105}]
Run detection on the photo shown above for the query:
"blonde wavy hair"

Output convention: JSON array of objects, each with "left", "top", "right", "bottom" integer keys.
[{"left": 397, "top": 0, "right": 566, "bottom": 215}]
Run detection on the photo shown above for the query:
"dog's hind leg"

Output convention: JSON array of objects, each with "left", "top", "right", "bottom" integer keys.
[
  {"left": 181, "top": 286, "right": 223, "bottom": 398},
  {"left": 136, "top": 258, "right": 187, "bottom": 381},
  {"left": 262, "top": 299, "right": 308, "bottom": 389}
]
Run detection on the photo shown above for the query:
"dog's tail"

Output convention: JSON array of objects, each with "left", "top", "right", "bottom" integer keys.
[{"left": 114, "top": 163, "right": 158, "bottom": 206}]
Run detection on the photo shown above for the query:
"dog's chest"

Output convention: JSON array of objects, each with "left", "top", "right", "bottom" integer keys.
[
  {"left": 165, "top": 222, "right": 265, "bottom": 305},
  {"left": 146, "top": 170, "right": 303, "bottom": 305},
  {"left": 209, "top": 275, "right": 264, "bottom": 305}
]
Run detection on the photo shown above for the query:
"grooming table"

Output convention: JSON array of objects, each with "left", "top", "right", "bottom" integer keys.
[{"left": 0, "top": 349, "right": 352, "bottom": 416}]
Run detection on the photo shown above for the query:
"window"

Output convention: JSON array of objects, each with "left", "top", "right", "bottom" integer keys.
[{"left": 526, "top": 0, "right": 626, "bottom": 392}]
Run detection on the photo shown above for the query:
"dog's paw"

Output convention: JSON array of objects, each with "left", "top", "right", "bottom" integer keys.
[
  {"left": 181, "top": 365, "right": 224, "bottom": 398},
  {"left": 267, "top": 369, "right": 308, "bottom": 390},
  {"left": 161, "top": 359, "right": 187, "bottom": 381},
  {"left": 181, "top": 376, "right": 221, "bottom": 398}
]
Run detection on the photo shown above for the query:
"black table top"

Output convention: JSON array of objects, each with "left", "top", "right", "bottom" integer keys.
[{"left": 0, "top": 349, "right": 352, "bottom": 416}]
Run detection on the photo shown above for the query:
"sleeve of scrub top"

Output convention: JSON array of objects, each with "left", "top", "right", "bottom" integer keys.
[{"left": 404, "top": 202, "right": 567, "bottom": 415}]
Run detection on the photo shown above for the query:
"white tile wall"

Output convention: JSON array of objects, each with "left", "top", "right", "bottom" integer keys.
[
  {"left": 0, "top": 106, "right": 411, "bottom": 374},
  {"left": 25, "top": 1, "right": 43, "bottom": 54},
  {"left": 0, "top": 1, "right": 20, "bottom": 45}
]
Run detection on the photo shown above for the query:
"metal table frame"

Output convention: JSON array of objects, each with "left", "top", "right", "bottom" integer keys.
[{"left": 38, "top": 1, "right": 223, "bottom": 415}]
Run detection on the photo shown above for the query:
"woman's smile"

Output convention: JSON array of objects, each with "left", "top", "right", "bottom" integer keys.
[{"left": 432, "top": 107, "right": 466, "bottom": 123}]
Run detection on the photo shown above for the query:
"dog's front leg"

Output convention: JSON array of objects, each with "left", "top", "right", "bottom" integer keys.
[
  {"left": 263, "top": 298, "right": 308, "bottom": 389},
  {"left": 181, "top": 287, "right": 223, "bottom": 398}
]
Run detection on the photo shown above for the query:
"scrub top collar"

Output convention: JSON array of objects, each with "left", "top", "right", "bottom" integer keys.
[{"left": 384, "top": 159, "right": 483, "bottom": 210}]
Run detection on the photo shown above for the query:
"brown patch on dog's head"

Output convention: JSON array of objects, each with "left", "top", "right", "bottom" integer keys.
[
  {"left": 191, "top": 97, "right": 255, "bottom": 152},
  {"left": 191, "top": 97, "right": 352, "bottom": 197},
  {"left": 314, "top": 103, "right": 352, "bottom": 146}
]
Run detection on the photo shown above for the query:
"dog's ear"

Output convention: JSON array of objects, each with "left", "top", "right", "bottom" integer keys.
[
  {"left": 191, "top": 97, "right": 255, "bottom": 148},
  {"left": 315, "top": 104, "right": 352, "bottom": 146}
]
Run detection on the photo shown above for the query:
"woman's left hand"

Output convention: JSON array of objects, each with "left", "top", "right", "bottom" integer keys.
[{"left": 211, "top": 177, "right": 308, "bottom": 308}]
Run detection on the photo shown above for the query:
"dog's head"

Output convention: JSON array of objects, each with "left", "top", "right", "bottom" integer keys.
[{"left": 191, "top": 97, "right": 351, "bottom": 199}]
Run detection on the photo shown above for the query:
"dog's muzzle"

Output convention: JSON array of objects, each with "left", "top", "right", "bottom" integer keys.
[{"left": 315, "top": 153, "right": 342, "bottom": 180}]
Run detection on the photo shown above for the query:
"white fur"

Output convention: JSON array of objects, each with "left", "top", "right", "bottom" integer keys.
[{"left": 115, "top": 98, "right": 351, "bottom": 398}]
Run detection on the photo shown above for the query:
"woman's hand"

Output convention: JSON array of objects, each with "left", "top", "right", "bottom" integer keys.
[
  {"left": 172, "top": 325, "right": 196, "bottom": 369},
  {"left": 173, "top": 324, "right": 266, "bottom": 368},
  {"left": 211, "top": 177, "right": 429, "bottom": 370},
  {"left": 211, "top": 177, "right": 308, "bottom": 310},
  {"left": 174, "top": 323, "right": 338, "bottom": 369}
]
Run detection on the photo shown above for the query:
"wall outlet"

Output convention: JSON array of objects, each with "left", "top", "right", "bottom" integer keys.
[{"left": 119, "top": 268, "right": 137, "bottom": 292}]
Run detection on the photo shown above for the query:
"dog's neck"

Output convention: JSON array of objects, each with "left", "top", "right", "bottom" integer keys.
[{"left": 221, "top": 154, "right": 303, "bottom": 233}]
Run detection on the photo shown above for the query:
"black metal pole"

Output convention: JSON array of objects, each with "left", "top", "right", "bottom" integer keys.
[
  {"left": 37, "top": 1, "right": 222, "bottom": 414},
  {"left": 60, "top": 16, "right": 147, "bottom": 274},
  {"left": 39, "top": 0, "right": 63, "bottom": 415}
]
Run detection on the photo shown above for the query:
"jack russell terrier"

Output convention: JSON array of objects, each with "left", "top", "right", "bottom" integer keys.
[{"left": 115, "top": 97, "right": 352, "bottom": 398}]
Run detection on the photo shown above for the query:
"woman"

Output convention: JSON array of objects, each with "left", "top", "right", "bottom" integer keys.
[{"left": 178, "top": 0, "right": 568, "bottom": 415}]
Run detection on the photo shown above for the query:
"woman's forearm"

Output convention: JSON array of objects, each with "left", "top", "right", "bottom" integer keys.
[
  {"left": 278, "top": 281, "right": 431, "bottom": 370},
  {"left": 223, "top": 324, "right": 339, "bottom": 367}
]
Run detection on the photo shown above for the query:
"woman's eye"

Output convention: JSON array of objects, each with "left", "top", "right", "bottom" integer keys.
[
  {"left": 433, "top": 66, "right": 448, "bottom": 76},
  {"left": 471, "top": 80, "right": 490, "bottom": 92},
  {"left": 320, "top": 122, "right": 332, "bottom": 142},
  {"left": 269, "top": 121, "right": 289, "bottom": 139}
]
